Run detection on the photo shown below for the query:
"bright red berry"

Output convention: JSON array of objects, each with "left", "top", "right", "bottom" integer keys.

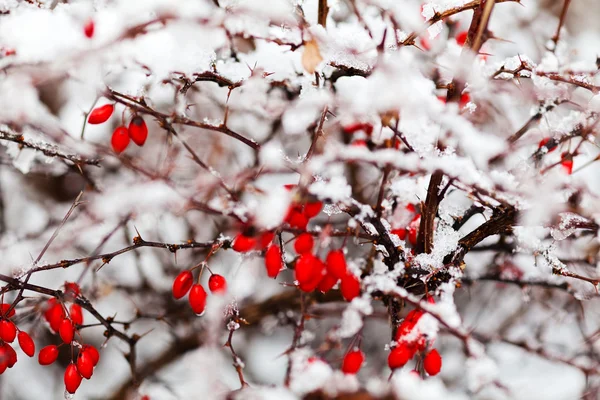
[
  {"left": 232, "top": 234, "right": 256, "bottom": 252},
  {"left": 341, "top": 349, "right": 364, "bottom": 374},
  {"left": 388, "top": 344, "right": 412, "bottom": 369},
  {"left": 82, "top": 345, "right": 100, "bottom": 366},
  {"left": 46, "top": 301, "right": 65, "bottom": 333},
  {"left": 294, "top": 233, "right": 314, "bottom": 254},
  {"left": 340, "top": 274, "right": 361, "bottom": 301},
  {"left": 83, "top": 19, "right": 94, "bottom": 38},
  {"left": 295, "top": 253, "right": 319, "bottom": 284},
  {"left": 77, "top": 351, "right": 94, "bottom": 379},
  {"left": 456, "top": 31, "right": 468, "bottom": 46},
  {"left": 423, "top": 349, "right": 442, "bottom": 376},
  {"left": 304, "top": 201, "right": 323, "bottom": 218},
  {"left": 459, "top": 93, "right": 471, "bottom": 108},
  {"left": 64, "top": 363, "right": 83, "bottom": 394},
  {"left": 286, "top": 207, "right": 309, "bottom": 229},
  {"left": 59, "top": 319, "right": 74, "bottom": 344},
  {"left": 391, "top": 228, "right": 407, "bottom": 240},
  {"left": 189, "top": 284, "right": 207, "bottom": 315},
  {"left": 172, "top": 270, "right": 194, "bottom": 299},
  {"left": 38, "top": 345, "right": 59, "bottom": 365},
  {"left": 128, "top": 116, "right": 148, "bottom": 146},
  {"left": 0, "top": 304, "right": 15, "bottom": 319},
  {"left": 17, "top": 331, "right": 35, "bottom": 357},
  {"left": 208, "top": 274, "right": 227, "bottom": 294},
  {"left": 0, "top": 320, "right": 17, "bottom": 343},
  {"left": 326, "top": 249, "right": 348, "bottom": 279},
  {"left": 70, "top": 304, "right": 84, "bottom": 326},
  {"left": 265, "top": 245, "right": 282, "bottom": 278},
  {"left": 317, "top": 273, "right": 338, "bottom": 293},
  {"left": 111, "top": 126, "right": 130, "bottom": 154},
  {"left": 87, "top": 104, "right": 114, "bottom": 124}
]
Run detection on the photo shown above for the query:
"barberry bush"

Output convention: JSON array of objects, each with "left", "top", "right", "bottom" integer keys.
[{"left": 0, "top": 0, "right": 599, "bottom": 399}]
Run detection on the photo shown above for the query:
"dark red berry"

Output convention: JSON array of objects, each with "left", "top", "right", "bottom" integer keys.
[
  {"left": 317, "top": 273, "right": 338, "bottom": 293},
  {"left": 5, "top": 344, "right": 16, "bottom": 368},
  {"left": 128, "top": 116, "right": 148, "bottom": 146},
  {"left": 17, "top": 331, "right": 35, "bottom": 357},
  {"left": 189, "top": 284, "right": 207, "bottom": 315},
  {"left": 172, "top": 270, "right": 193, "bottom": 299},
  {"left": 0, "top": 304, "right": 15, "bottom": 319},
  {"left": 88, "top": 104, "right": 113, "bottom": 124},
  {"left": 83, "top": 19, "right": 94, "bottom": 38},
  {"left": 111, "top": 126, "right": 130, "bottom": 154},
  {"left": 208, "top": 274, "right": 227, "bottom": 294}
]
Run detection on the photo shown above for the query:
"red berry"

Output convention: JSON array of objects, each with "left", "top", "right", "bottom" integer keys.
[
  {"left": 326, "top": 249, "right": 348, "bottom": 279},
  {"left": 295, "top": 253, "right": 319, "bottom": 284},
  {"left": 172, "top": 270, "right": 194, "bottom": 299},
  {"left": 406, "top": 204, "right": 416, "bottom": 213},
  {"left": 286, "top": 207, "right": 308, "bottom": 229},
  {"left": 38, "top": 345, "right": 59, "bottom": 365},
  {"left": 340, "top": 274, "right": 361, "bottom": 301},
  {"left": 87, "top": 104, "right": 114, "bottom": 124},
  {"left": 111, "top": 126, "right": 130, "bottom": 154},
  {"left": 0, "top": 320, "right": 16, "bottom": 343},
  {"left": 77, "top": 351, "right": 94, "bottom": 379},
  {"left": 391, "top": 228, "right": 407, "bottom": 240},
  {"left": 317, "top": 273, "right": 338, "bottom": 293},
  {"left": 388, "top": 344, "right": 412, "bottom": 369},
  {"left": 70, "top": 304, "right": 84, "bottom": 326},
  {"left": 17, "top": 331, "right": 35, "bottom": 357},
  {"left": 82, "top": 345, "right": 100, "bottom": 366},
  {"left": 456, "top": 31, "right": 468, "bottom": 46},
  {"left": 298, "top": 259, "right": 326, "bottom": 293},
  {"left": 459, "top": 93, "right": 470, "bottom": 108},
  {"left": 232, "top": 234, "right": 256, "bottom": 252},
  {"left": 128, "top": 116, "right": 148, "bottom": 146},
  {"left": 294, "top": 233, "right": 314, "bottom": 254},
  {"left": 208, "top": 274, "right": 227, "bottom": 294},
  {"left": 341, "top": 349, "right": 364, "bottom": 374},
  {"left": 408, "top": 214, "right": 421, "bottom": 246},
  {"left": 46, "top": 301, "right": 65, "bottom": 333},
  {"left": 83, "top": 19, "right": 94, "bottom": 38},
  {"left": 265, "top": 245, "right": 283, "bottom": 278},
  {"left": 189, "top": 284, "right": 207, "bottom": 315},
  {"left": 0, "top": 303, "right": 15, "bottom": 319},
  {"left": 5, "top": 344, "right": 16, "bottom": 368},
  {"left": 64, "top": 282, "right": 80, "bottom": 297},
  {"left": 64, "top": 363, "right": 83, "bottom": 394},
  {"left": 59, "top": 319, "right": 75, "bottom": 344},
  {"left": 257, "top": 231, "right": 275, "bottom": 250},
  {"left": 423, "top": 349, "right": 442, "bottom": 376},
  {"left": 304, "top": 201, "right": 323, "bottom": 218}
]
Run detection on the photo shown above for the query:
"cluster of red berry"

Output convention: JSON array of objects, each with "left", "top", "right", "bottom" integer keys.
[
  {"left": 0, "top": 303, "right": 35, "bottom": 373},
  {"left": 39, "top": 282, "right": 101, "bottom": 394},
  {"left": 87, "top": 104, "right": 149, "bottom": 154},
  {"left": 390, "top": 204, "right": 421, "bottom": 247},
  {"left": 172, "top": 269, "right": 227, "bottom": 315}
]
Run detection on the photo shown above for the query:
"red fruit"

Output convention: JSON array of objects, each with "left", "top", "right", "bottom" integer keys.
[
  {"left": 286, "top": 207, "right": 309, "bottom": 229},
  {"left": 0, "top": 320, "right": 17, "bottom": 343},
  {"left": 47, "top": 304, "right": 65, "bottom": 333},
  {"left": 459, "top": 93, "right": 470, "bottom": 108},
  {"left": 64, "top": 363, "right": 83, "bottom": 394},
  {"left": 64, "top": 282, "right": 80, "bottom": 297},
  {"left": 232, "top": 234, "right": 256, "bottom": 252},
  {"left": 5, "top": 344, "right": 16, "bottom": 368},
  {"left": 456, "top": 31, "right": 468, "bottom": 46},
  {"left": 294, "top": 233, "right": 314, "bottom": 254},
  {"left": 208, "top": 274, "right": 227, "bottom": 294},
  {"left": 172, "top": 270, "right": 193, "bottom": 299},
  {"left": 408, "top": 214, "right": 421, "bottom": 246},
  {"left": 388, "top": 344, "right": 412, "bottom": 369},
  {"left": 298, "top": 259, "right": 326, "bottom": 293},
  {"left": 77, "top": 351, "right": 94, "bottom": 379},
  {"left": 111, "top": 126, "right": 130, "bottom": 154},
  {"left": 326, "top": 249, "right": 348, "bottom": 279},
  {"left": 59, "top": 319, "right": 75, "bottom": 344},
  {"left": 17, "top": 331, "right": 35, "bottom": 357},
  {"left": 0, "top": 303, "right": 15, "bottom": 318},
  {"left": 265, "top": 245, "right": 283, "bottom": 278},
  {"left": 423, "top": 349, "right": 442, "bottom": 376},
  {"left": 340, "top": 274, "right": 361, "bottom": 301},
  {"left": 38, "top": 345, "right": 59, "bottom": 365},
  {"left": 295, "top": 253, "right": 319, "bottom": 284},
  {"left": 317, "top": 273, "right": 338, "bottom": 293},
  {"left": 304, "top": 201, "right": 323, "bottom": 218},
  {"left": 189, "top": 284, "right": 207, "bottom": 315},
  {"left": 391, "top": 228, "right": 407, "bottom": 240},
  {"left": 70, "top": 304, "right": 84, "bottom": 326},
  {"left": 406, "top": 204, "right": 416, "bottom": 213},
  {"left": 341, "top": 349, "right": 364, "bottom": 374},
  {"left": 83, "top": 19, "right": 94, "bottom": 38},
  {"left": 128, "top": 116, "right": 148, "bottom": 146},
  {"left": 257, "top": 231, "right": 275, "bottom": 249},
  {"left": 82, "top": 345, "right": 100, "bottom": 366},
  {"left": 87, "top": 104, "right": 114, "bottom": 124}
]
